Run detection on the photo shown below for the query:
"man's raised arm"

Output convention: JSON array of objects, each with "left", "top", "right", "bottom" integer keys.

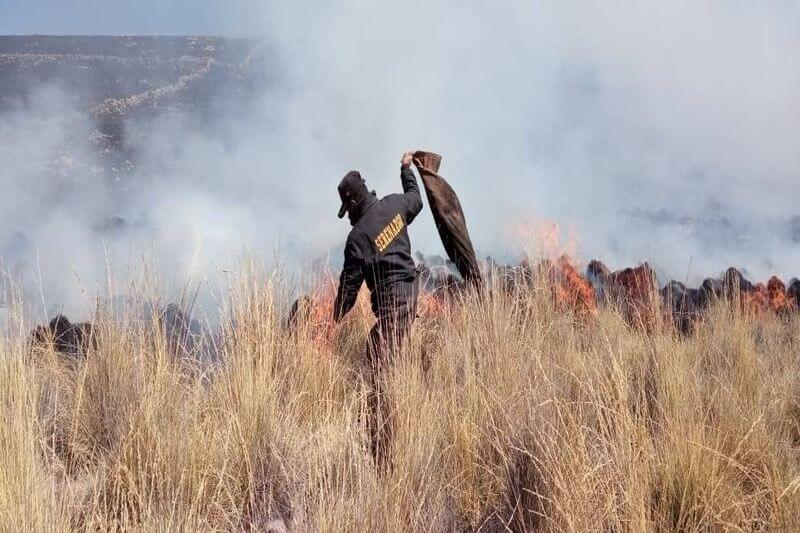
[{"left": 401, "top": 151, "right": 423, "bottom": 223}]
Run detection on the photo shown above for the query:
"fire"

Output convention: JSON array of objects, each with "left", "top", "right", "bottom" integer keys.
[
  {"left": 741, "top": 283, "right": 769, "bottom": 316},
  {"left": 287, "top": 272, "right": 372, "bottom": 351},
  {"left": 417, "top": 289, "right": 450, "bottom": 320},
  {"left": 305, "top": 277, "right": 338, "bottom": 344},
  {"left": 540, "top": 255, "right": 597, "bottom": 317},
  {"left": 289, "top": 271, "right": 453, "bottom": 351},
  {"left": 742, "top": 276, "right": 794, "bottom": 316},
  {"left": 767, "top": 276, "right": 793, "bottom": 314},
  {"left": 292, "top": 216, "right": 800, "bottom": 348},
  {"left": 510, "top": 218, "right": 596, "bottom": 317},
  {"left": 512, "top": 219, "right": 579, "bottom": 262}
]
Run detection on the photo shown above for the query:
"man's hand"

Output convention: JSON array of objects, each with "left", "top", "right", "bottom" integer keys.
[{"left": 401, "top": 151, "right": 414, "bottom": 166}]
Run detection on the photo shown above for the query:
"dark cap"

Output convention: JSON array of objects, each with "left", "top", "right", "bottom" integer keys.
[{"left": 337, "top": 170, "right": 367, "bottom": 218}]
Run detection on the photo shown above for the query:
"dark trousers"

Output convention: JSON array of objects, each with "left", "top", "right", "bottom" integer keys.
[{"left": 365, "top": 302, "right": 416, "bottom": 471}]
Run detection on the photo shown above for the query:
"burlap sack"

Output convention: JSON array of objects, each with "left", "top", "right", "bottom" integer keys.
[{"left": 413, "top": 151, "right": 483, "bottom": 288}]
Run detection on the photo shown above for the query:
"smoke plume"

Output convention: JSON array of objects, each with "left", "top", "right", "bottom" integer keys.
[{"left": 1, "top": 1, "right": 799, "bottom": 318}]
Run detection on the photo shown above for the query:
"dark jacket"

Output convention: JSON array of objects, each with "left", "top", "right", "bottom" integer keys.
[{"left": 334, "top": 165, "right": 423, "bottom": 320}]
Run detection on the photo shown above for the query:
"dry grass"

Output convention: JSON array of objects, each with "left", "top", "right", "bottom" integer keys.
[{"left": 2, "top": 264, "right": 800, "bottom": 532}]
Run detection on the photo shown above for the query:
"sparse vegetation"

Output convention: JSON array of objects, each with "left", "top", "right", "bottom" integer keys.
[{"left": 2, "top": 263, "right": 800, "bottom": 531}]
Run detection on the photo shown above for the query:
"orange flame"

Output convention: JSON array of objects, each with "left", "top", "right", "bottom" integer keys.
[
  {"left": 291, "top": 271, "right": 453, "bottom": 352},
  {"left": 306, "top": 277, "right": 338, "bottom": 344},
  {"left": 512, "top": 219, "right": 579, "bottom": 262},
  {"left": 766, "top": 276, "right": 793, "bottom": 314},
  {"left": 288, "top": 272, "right": 371, "bottom": 352},
  {"left": 546, "top": 255, "right": 597, "bottom": 317},
  {"left": 511, "top": 218, "right": 595, "bottom": 317},
  {"left": 737, "top": 276, "right": 795, "bottom": 317},
  {"left": 742, "top": 283, "right": 769, "bottom": 316}
]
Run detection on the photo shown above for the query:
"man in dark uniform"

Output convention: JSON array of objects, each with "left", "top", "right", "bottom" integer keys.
[{"left": 333, "top": 150, "right": 423, "bottom": 469}]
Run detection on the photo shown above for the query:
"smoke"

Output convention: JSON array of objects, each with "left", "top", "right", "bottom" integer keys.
[
  {"left": 248, "top": 0, "right": 800, "bottom": 281},
  {"left": 0, "top": 83, "right": 110, "bottom": 315},
  {"left": 1, "top": 1, "right": 799, "bottom": 318},
  {"left": 250, "top": 1, "right": 800, "bottom": 274}
]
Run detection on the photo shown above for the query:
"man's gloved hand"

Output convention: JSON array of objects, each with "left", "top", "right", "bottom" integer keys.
[{"left": 401, "top": 151, "right": 414, "bottom": 166}]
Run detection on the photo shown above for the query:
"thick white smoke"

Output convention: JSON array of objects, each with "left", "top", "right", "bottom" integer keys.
[
  {"left": 1, "top": 0, "right": 799, "bottom": 319},
  {"left": 245, "top": 0, "right": 800, "bottom": 281}
]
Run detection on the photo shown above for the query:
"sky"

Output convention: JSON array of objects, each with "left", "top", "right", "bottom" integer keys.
[{"left": 0, "top": 1, "right": 264, "bottom": 35}]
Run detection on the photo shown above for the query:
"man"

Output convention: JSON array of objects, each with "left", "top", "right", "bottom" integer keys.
[{"left": 333, "top": 150, "right": 423, "bottom": 469}]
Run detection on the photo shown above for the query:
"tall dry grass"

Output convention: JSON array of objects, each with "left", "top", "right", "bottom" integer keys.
[{"left": 2, "top": 264, "right": 800, "bottom": 532}]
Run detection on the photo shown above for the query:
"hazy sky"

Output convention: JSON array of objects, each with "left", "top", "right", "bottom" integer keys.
[{"left": 0, "top": 0, "right": 264, "bottom": 35}]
